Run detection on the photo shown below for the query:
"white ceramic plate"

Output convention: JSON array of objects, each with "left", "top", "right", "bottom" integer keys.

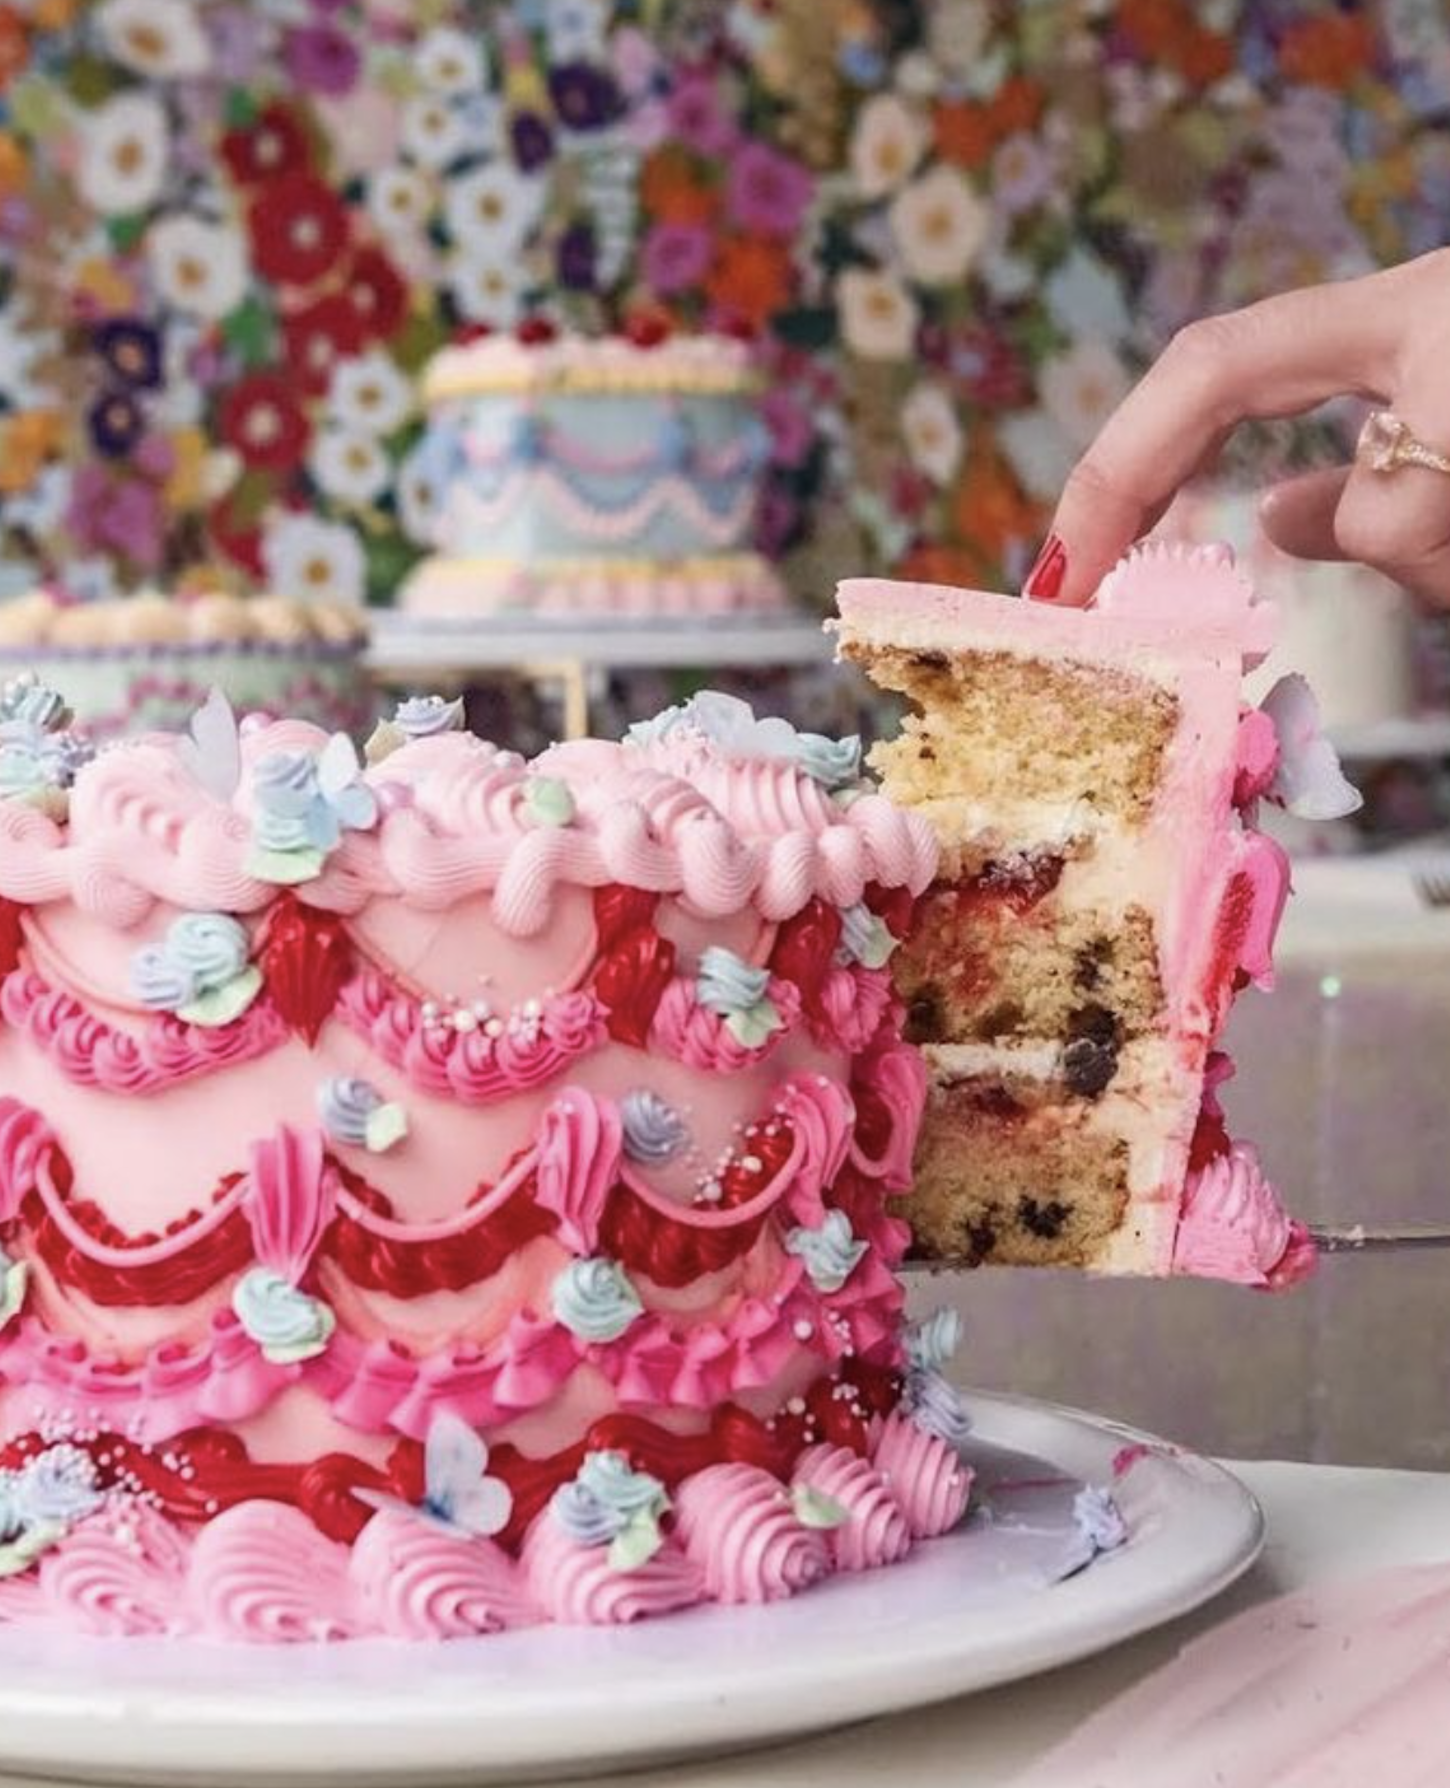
[{"left": 0, "top": 1391, "right": 1262, "bottom": 1788}]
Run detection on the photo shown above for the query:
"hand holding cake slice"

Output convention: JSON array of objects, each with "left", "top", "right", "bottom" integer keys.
[{"left": 836, "top": 542, "right": 1359, "bottom": 1286}]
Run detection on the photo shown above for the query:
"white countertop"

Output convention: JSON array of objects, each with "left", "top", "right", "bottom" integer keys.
[{"left": 589, "top": 1459, "right": 1450, "bottom": 1788}]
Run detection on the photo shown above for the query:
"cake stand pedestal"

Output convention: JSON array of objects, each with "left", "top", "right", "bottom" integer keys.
[{"left": 365, "top": 614, "right": 837, "bottom": 738}]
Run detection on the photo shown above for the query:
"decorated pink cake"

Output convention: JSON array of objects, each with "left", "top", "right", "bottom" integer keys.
[
  {"left": 0, "top": 680, "right": 978, "bottom": 1641},
  {"left": 836, "top": 543, "right": 1358, "bottom": 1285}
]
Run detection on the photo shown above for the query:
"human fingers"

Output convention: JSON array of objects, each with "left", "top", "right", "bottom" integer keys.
[
  {"left": 1029, "top": 269, "right": 1404, "bottom": 606},
  {"left": 1258, "top": 467, "right": 1352, "bottom": 561}
]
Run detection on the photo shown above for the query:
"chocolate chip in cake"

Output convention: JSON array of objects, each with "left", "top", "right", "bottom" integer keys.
[
  {"left": 905, "top": 989, "right": 943, "bottom": 1043},
  {"left": 1062, "top": 1035, "right": 1119, "bottom": 1098},
  {"left": 966, "top": 1221, "right": 998, "bottom": 1264},
  {"left": 1016, "top": 1196, "right": 1069, "bottom": 1239},
  {"left": 1073, "top": 938, "right": 1114, "bottom": 991},
  {"left": 910, "top": 650, "right": 951, "bottom": 671},
  {"left": 1066, "top": 1002, "right": 1121, "bottom": 1046}
]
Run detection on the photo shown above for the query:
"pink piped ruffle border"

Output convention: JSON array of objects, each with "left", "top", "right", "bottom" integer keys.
[{"left": 0, "top": 1429, "right": 972, "bottom": 1641}]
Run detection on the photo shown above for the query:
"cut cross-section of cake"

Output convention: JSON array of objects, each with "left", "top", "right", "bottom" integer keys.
[{"left": 836, "top": 542, "right": 1360, "bottom": 1286}]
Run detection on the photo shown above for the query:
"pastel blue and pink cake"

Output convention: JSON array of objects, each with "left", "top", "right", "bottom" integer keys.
[{"left": 401, "top": 331, "right": 787, "bottom": 621}]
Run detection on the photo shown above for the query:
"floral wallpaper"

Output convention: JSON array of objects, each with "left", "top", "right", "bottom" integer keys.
[{"left": 0, "top": 0, "right": 1446, "bottom": 609}]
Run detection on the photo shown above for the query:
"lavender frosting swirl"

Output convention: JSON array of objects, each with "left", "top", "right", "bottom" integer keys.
[
  {"left": 316, "top": 1076, "right": 382, "bottom": 1147},
  {"left": 129, "top": 946, "right": 197, "bottom": 1013},
  {"left": 394, "top": 694, "right": 465, "bottom": 738},
  {"left": 167, "top": 913, "right": 250, "bottom": 993},
  {"left": 902, "top": 1367, "right": 972, "bottom": 1448},
  {"left": 620, "top": 1091, "right": 690, "bottom": 1165}
]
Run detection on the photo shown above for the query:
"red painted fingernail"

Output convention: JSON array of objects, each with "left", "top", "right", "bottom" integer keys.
[{"left": 1024, "top": 534, "right": 1067, "bottom": 601}]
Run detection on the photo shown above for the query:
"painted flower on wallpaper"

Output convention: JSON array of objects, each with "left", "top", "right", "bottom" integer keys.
[
  {"left": 74, "top": 91, "right": 170, "bottom": 214},
  {"left": 328, "top": 353, "right": 414, "bottom": 437},
  {"left": 310, "top": 428, "right": 390, "bottom": 507},
  {"left": 850, "top": 94, "right": 929, "bottom": 201},
  {"left": 888, "top": 165, "right": 989, "bottom": 286},
  {"left": 443, "top": 163, "right": 546, "bottom": 253},
  {"left": 262, "top": 513, "right": 366, "bottom": 609},
  {"left": 902, "top": 383, "right": 964, "bottom": 487},
  {"left": 838, "top": 267, "right": 919, "bottom": 361},
  {"left": 97, "top": 0, "right": 212, "bottom": 81},
  {"left": 147, "top": 214, "right": 247, "bottom": 319},
  {"left": 415, "top": 26, "right": 489, "bottom": 95},
  {"left": 446, "top": 250, "right": 525, "bottom": 328},
  {"left": 1038, "top": 340, "right": 1134, "bottom": 452}
]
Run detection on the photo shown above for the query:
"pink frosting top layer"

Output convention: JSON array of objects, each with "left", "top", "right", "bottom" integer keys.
[
  {"left": 0, "top": 721, "right": 936, "bottom": 934},
  {"left": 837, "top": 539, "right": 1279, "bottom": 669}
]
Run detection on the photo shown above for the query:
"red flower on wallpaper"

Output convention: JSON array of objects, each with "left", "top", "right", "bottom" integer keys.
[
  {"left": 218, "top": 372, "right": 310, "bottom": 471},
  {"left": 248, "top": 172, "right": 350, "bottom": 287},
  {"left": 283, "top": 293, "right": 365, "bottom": 395},
  {"left": 206, "top": 487, "right": 267, "bottom": 577},
  {"left": 221, "top": 102, "right": 312, "bottom": 186},
  {"left": 341, "top": 246, "right": 409, "bottom": 341},
  {"left": 704, "top": 236, "right": 793, "bottom": 331}
]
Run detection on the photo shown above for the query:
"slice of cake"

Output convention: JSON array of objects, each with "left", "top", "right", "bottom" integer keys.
[
  {"left": 837, "top": 542, "right": 1358, "bottom": 1285},
  {"left": 401, "top": 328, "right": 786, "bottom": 621},
  {"left": 0, "top": 683, "right": 983, "bottom": 1641}
]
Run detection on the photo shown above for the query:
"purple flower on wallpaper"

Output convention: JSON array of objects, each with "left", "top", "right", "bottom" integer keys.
[
  {"left": 207, "top": 6, "right": 272, "bottom": 83},
  {"left": 87, "top": 391, "right": 146, "bottom": 461},
  {"left": 548, "top": 62, "right": 621, "bottom": 132},
  {"left": 991, "top": 131, "right": 1055, "bottom": 215},
  {"left": 666, "top": 71, "right": 738, "bottom": 156},
  {"left": 557, "top": 221, "right": 597, "bottom": 290},
  {"left": 511, "top": 110, "right": 555, "bottom": 173},
  {"left": 93, "top": 319, "right": 162, "bottom": 392},
  {"left": 611, "top": 26, "right": 663, "bottom": 99},
  {"left": 641, "top": 222, "right": 712, "bottom": 295},
  {"left": 725, "top": 142, "right": 812, "bottom": 239},
  {"left": 284, "top": 24, "right": 361, "bottom": 96},
  {"left": 760, "top": 389, "right": 814, "bottom": 470},
  {"left": 68, "top": 467, "right": 163, "bottom": 570}
]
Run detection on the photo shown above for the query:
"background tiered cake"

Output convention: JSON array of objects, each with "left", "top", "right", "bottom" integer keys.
[{"left": 402, "top": 332, "right": 787, "bottom": 622}]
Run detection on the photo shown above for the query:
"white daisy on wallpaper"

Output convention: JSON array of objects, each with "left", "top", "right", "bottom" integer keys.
[
  {"left": 96, "top": 0, "right": 211, "bottom": 80},
  {"left": 328, "top": 353, "right": 416, "bottom": 438},
  {"left": 443, "top": 164, "right": 547, "bottom": 254},
  {"left": 147, "top": 214, "right": 248, "bottom": 320},
  {"left": 414, "top": 25, "right": 489, "bottom": 96},
  {"left": 310, "top": 429, "right": 392, "bottom": 508},
  {"left": 901, "top": 383, "right": 965, "bottom": 487},
  {"left": 263, "top": 513, "right": 367, "bottom": 609},
  {"left": 837, "top": 267, "right": 919, "bottom": 361},
  {"left": 849, "top": 94, "right": 928, "bottom": 202},
  {"left": 74, "top": 91, "right": 169, "bottom": 215},
  {"left": 445, "top": 250, "right": 526, "bottom": 327},
  {"left": 367, "top": 165, "right": 436, "bottom": 236},
  {"left": 888, "top": 165, "right": 989, "bottom": 286},
  {"left": 1038, "top": 339, "right": 1134, "bottom": 451}
]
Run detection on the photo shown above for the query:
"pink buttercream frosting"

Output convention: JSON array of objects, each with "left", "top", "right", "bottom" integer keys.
[
  {"left": 870, "top": 1412, "right": 974, "bottom": 1539},
  {"left": 674, "top": 1462, "right": 833, "bottom": 1603},
  {"left": 1172, "top": 1142, "right": 1317, "bottom": 1289},
  {"left": 793, "top": 1442, "right": 912, "bottom": 1572},
  {"left": 349, "top": 1510, "right": 538, "bottom": 1637},
  {"left": 523, "top": 1515, "right": 704, "bottom": 1625}
]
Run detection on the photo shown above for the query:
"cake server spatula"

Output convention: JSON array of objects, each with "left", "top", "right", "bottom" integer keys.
[{"left": 901, "top": 1222, "right": 1450, "bottom": 1273}]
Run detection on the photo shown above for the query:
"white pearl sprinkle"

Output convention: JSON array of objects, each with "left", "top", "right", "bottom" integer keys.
[
  {"left": 793, "top": 1320, "right": 813, "bottom": 1341},
  {"left": 452, "top": 1009, "right": 477, "bottom": 1033},
  {"left": 786, "top": 1396, "right": 806, "bottom": 1416},
  {"left": 485, "top": 1017, "right": 505, "bottom": 1038}
]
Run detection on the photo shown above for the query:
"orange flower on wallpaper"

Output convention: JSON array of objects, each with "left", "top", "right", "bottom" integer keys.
[
  {"left": 0, "top": 130, "right": 23, "bottom": 200},
  {"left": 705, "top": 235, "right": 793, "bottom": 329},
  {"left": 933, "top": 77, "right": 1044, "bottom": 171},
  {"left": 0, "top": 411, "right": 62, "bottom": 495},
  {"left": 1280, "top": 12, "right": 1376, "bottom": 90},
  {"left": 949, "top": 440, "right": 1042, "bottom": 575},
  {"left": 1116, "top": 0, "right": 1232, "bottom": 89},
  {"left": 640, "top": 146, "right": 718, "bottom": 226},
  {"left": 0, "top": 6, "right": 28, "bottom": 90}
]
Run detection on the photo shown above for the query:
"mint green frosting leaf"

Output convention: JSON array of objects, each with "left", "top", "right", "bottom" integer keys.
[
  {"left": 792, "top": 1484, "right": 849, "bottom": 1530},
  {"left": 607, "top": 1508, "right": 665, "bottom": 1572},
  {"left": 176, "top": 965, "right": 263, "bottom": 1029},
  {"left": 724, "top": 996, "right": 783, "bottom": 1050},
  {"left": 0, "top": 1520, "right": 64, "bottom": 1579},
  {"left": 364, "top": 1102, "right": 410, "bottom": 1154},
  {"left": 524, "top": 776, "right": 575, "bottom": 827},
  {"left": 245, "top": 845, "right": 325, "bottom": 886}
]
